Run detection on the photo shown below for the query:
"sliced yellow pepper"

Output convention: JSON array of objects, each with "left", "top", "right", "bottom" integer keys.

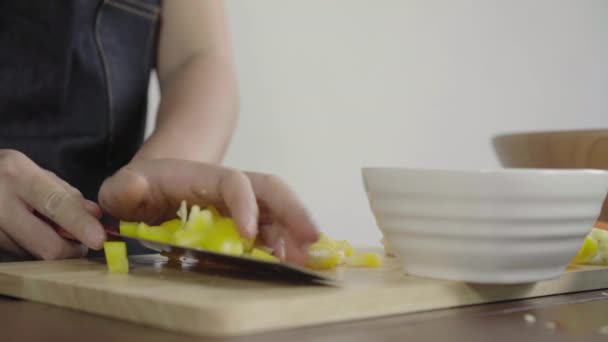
[
  {"left": 241, "top": 237, "right": 255, "bottom": 253},
  {"left": 306, "top": 249, "right": 340, "bottom": 270},
  {"left": 198, "top": 218, "right": 244, "bottom": 256},
  {"left": 335, "top": 240, "right": 354, "bottom": 257},
  {"left": 591, "top": 228, "right": 608, "bottom": 241},
  {"left": 137, "top": 223, "right": 173, "bottom": 244},
  {"left": 247, "top": 248, "right": 279, "bottom": 263},
  {"left": 119, "top": 204, "right": 381, "bottom": 272},
  {"left": 185, "top": 206, "right": 213, "bottom": 232},
  {"left": 161, "top": 218, "right": 182, "bottom": 233},
  {"left": 173, "top": 228, "right": 207, "bottom": 248},
  {"left": 119, "top": 221, "right": 138, "bottom": 237},
  {"left": 345, "top": 252, "right": 383, "bottom": 267},
  {"left": 572, "top": 236, "right": 598, "bottom": 264},
  {"left": 104, "top": 241, "right": 129, "bottom": 274}
]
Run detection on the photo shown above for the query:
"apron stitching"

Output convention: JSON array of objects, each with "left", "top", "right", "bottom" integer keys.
[
  {"left": 106, "top": 0, "right": 157, "bottom": 20},
  {"left": 95, "top": 0, "right": 115, "bottom": 165},
  {"left": 118, "top": 0, "right": 159, "bottom": 13},
  {"left": 142, "top": 11, "right": 159, "bottom": 74}
]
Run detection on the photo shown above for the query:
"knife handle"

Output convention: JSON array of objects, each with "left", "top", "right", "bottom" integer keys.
[
  {"left": 32, "top": 210, "right": 79, "bottom": 241},
  {"left": 33, "top": 209, "right": 117, "bottom": 243},
  {"left": 56, "top": 226, "right": 118, "bottom": 243},
  {"left": 56, "top": 227, "right": 78, "bottom": 241}
]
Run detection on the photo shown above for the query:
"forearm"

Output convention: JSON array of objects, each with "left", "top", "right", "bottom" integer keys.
[{"left": 133, "top": 54, "right": 239, "bottom": 163}]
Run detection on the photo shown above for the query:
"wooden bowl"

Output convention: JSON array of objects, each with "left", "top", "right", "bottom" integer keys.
[{"left": 492, "top": 129, "right": 608, "bottom": 228}]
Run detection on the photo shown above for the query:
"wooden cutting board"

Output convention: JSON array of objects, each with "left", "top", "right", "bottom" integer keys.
[{"left": 0, "top": 253, "right": 608, "bottom": 337}]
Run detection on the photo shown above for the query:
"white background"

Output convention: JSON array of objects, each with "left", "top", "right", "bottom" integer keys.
[{"left": 147, "top": 0, "right": 608, "bottom": 245}]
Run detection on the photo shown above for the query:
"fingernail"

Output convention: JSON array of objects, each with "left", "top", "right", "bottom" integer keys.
[
  {"left": 275, "top": 238, "right": 286, "bottom": 261},
  {"left": 245, "top": 214, "right": 258, "bottom": 238},
  {"left": 83, "top": 201, "right": 102, "bottom": 219},
  {"left": 86, "top": 225, "right": 106, "bottom": 249}
]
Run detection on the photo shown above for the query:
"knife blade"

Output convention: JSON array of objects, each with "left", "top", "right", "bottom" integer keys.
[
  {"left": 58, "top": 226, "right": 338, "bottom": 286},
  {"left": 107, "top": 230, "right": 338, "bottom": 285}
]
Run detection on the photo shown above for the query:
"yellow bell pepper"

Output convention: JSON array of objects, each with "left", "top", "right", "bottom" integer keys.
[
  {"left": 336, "top": 240, "right": 354, "bottom": 257},
  {"left": 345, "top": 252, "right": 383, "bottom": 267},
  {"left": 198, "top": 218, "right": 244, "bottom": 256},
  {"left": 572, "top": 236, "right": 598, "bottom": 264},
  {"left": 119, "top": 204, "right": 384, "bottom": 272},
  {"left": 104, "top": 241, "right": 129, "bottom": 274},
  {"left": 119, "top": 221, "right": 138, "bottom": 237},
  {"left": 185, "top": 206, "right": 213, "bottom": 232},
  {"left": 137, "top": 223, "right": 173, "bottom": 244},
  {"left": 161, "top": 218, "right": 182, "bottom": 233},
  {"left": 247, "top": 248, "right": 279, "bottom": 263},
  {"left": 173, "top": 228, "right": 207, "bottom": 248},
  {"left": 306, "top": 249, "right": 340, "bottom": 270},
  {"left": 242, "top": 237, "right": 255, "bottom": 253}
]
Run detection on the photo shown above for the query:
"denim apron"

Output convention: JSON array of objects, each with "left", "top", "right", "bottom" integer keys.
[{"left": 0, "top": 0, "right": 161, "bottom": 255}]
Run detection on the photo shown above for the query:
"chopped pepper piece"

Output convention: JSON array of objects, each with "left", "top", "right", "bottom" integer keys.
[
  {"left": 306, "top": 249, "right": 340, "bottom": 270},
  {"left": 345, "top": 252, "right": 383, "bottom": 267},
  {"left": 137, "top": 223, "right": 173, "bottom": 244},
  {"left": 104, "top": 241, "right": 129, "bottom": 274},
  {"left": 184, "top": 207, "right": 213, "bottom": 232},
  {"left": 336, "top": 240, "right": 354, "bottom": 257},
  {"left": 241, "top": 237, "right": 255, "bottom": 253},
  {"left": 591, "top": 228, "right": 608, "bottom": 241},
  {"left": 176, "top": 200, "right": 188, "bottom": 226},
  {"left": 119, "top": 204, "right": 378, "bottom": 271},
  {"left": 173, "top": 228, "right": 207, "bottom": 248},
  {"left": 119, "top": 221, "right": 138, "bottom": 237},
  {"left": 247, "top": 248, "right": 279, "bottom": 263},
  {"left": 198, "top": 218, "right": 244, "bottom": 256},
  {"left": 208, "top": 205, "right": 222, "bottom": 220},
  {"left": 161, "top": 218, "right": 182, "bottom": 233},
  {"left": 572, "top": 236, "right": 598, "bottom": 264}
]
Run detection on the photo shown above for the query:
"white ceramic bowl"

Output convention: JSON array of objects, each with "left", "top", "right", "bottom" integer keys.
[{"left": 362, "top": 167, "right": 608, "bottom": 284}]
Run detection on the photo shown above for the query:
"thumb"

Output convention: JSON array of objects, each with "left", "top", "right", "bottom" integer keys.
[{"left": 98, "top": 167, "right": 158, "bottom": 222}]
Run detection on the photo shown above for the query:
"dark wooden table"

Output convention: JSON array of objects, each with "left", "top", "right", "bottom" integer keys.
[{"left": 3, "top": 290, "right": 608, "bottom": 341}]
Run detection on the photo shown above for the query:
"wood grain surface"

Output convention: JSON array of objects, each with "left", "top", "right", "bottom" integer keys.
[{"left": 1, "top": 253, "right": 608, "bottom": 337}]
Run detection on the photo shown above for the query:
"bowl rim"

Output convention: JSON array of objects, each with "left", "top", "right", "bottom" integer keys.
[
  {"left": 492, "top": 128, "right": 608, "bottom": 141},
  {"left": 361, "top": 166, "right": 608, "bottom": 176}
]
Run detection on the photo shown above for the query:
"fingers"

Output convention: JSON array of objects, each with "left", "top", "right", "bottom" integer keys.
[
  {"left": 45, "top": 170, "right": 81, "bottom": 196},
  {"left": 98, "top": 166, "right": 158, "bottom": 223},
  {"left": 0, "top": 200, "right": 88, "bottom": 260},
  {"left": 84, "top": 200, "right": 103, "bottom": 219},
  {"left": 259, "top": 224, "right": 308, "bottom": 265},
  {"left": 46, "top": 170, "right": 103, "bottom": 219},
  {"left": 0, "top": 229, "right": 30, "bottom": 259},
  {"left": 246, "top": 172, "right": 319, "bottom": 245},
  {"left": 283, "top": 232, "right": 308, "bottom": 265},
  {"left": 98, "top": 159, "right": 318, "bottom": 263},
  {"left": 99, "top": 161, "right": 260, "bottom": 239},
  {"left": 0, "top": 150, "right": 97, "bottom": 260},
  {"left": 259, "top": 224, "right": 283, "bottom": 256},
  {"left": 217, "top": 170, "right": 258, "bottom": 239},
  {"left": 19, "top": 169, "right": 105, "bottom": 250}
]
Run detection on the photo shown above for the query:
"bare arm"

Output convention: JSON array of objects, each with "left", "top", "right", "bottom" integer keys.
[{"left": 133, "top": 0, "right": 239, "bottom": 163}]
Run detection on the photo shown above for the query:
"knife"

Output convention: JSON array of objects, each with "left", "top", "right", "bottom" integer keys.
[{"left": 56, "top": 226, "right": 338, "bottom": 286}]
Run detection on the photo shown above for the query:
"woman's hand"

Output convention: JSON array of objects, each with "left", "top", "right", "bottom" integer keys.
[
  {"left": 98, "top": 159, "right": 319, "bottom": 265},
  {"left": 0, "top": 150, "right": 104, "bottom": 261}
]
